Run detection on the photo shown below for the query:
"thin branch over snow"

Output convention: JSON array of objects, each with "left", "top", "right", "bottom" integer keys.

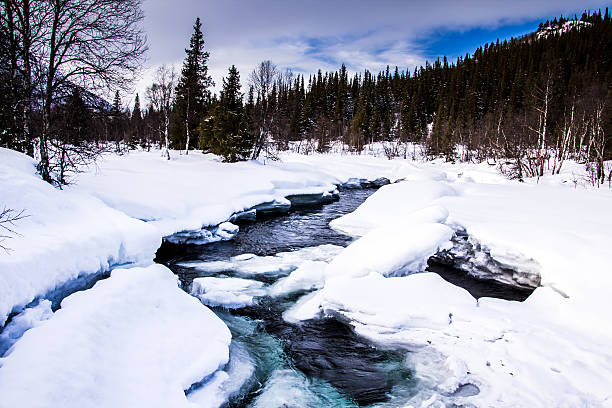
[{"left": 0, "top": 207, "right": 29, "bottom": 252}]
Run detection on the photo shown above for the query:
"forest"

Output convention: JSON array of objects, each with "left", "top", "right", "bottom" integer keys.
[{"left": 1, "top": 5, "right": 611, "bottom": 185}]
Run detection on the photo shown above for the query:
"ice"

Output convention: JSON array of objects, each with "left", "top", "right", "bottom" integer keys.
[
  {"left": 191, "top": 277, "right": 266, "bottom": 308},
  {"left": 0, "top": 300, "right": 53, "bottom": 356},
  {"left": 1, "top": 145, "right": 409, "bottom": 327},
  {"left": 268, "top": 260, "right": 328, "bottom": 296},
  {"left": 291, "top": 271, "right": 612, "bottom": 406},
  {"left": 187, "top": 342, "right": 255, "bottom": 408},
  {"left": 0, "top": 264, "right": 231, "bottom": 408},
  {"left": 164, "top": 221, "right": 239, "bottom": 245},
  {"left": 250, "top": 369, "right": 354, "bottom": 408},
  {"left": 177, "top": 244, "right": 344, "bottom": 277},
  {"left": 2, "top": 145, "right": 612, "bottom": 406}
]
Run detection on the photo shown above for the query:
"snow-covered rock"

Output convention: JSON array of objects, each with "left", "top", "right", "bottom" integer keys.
[{"left": 0, "top": 264, "right": 231, "bottom": 408}]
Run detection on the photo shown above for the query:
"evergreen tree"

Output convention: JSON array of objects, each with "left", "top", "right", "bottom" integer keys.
[
  {"left": 170, "top": 17, "right": 213, "bottom": 153},
  {"left": 199, "top": 66, "right": 253, "bottom": 162},
  {"left": 131, "top": 93, "right": 143, "bottom": 149}
]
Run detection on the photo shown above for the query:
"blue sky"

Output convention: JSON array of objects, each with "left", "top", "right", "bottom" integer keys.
[
  {"left": 132, "top": 1, "right": 611, "bottom": 101},
  {"left": 421, "top": 20, "right": 540, "bottom": 61}
]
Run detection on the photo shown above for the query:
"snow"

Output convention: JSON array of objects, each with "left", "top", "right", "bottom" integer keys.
[
  {"left": 191, "top": 277, "right": 266, "bottom": 308},
  {"left": 0, "top": 147, "right": 405, "bottom": 326},
  {"left": 283, "top": 155, "right": 612, "bottom": 406},
  {"left": 187, "top": 342, "right": 254, "bottom": 408},
  {"left": 0, "top": 264, "right": 231, "bottom": 408},
  {"left": 325, "top": 222, "right": 453, "bottom": 278},
  {"left": 177, "top": 244, "right": 344, "bottom": 277},
  {"left": 268, "top": 260, "right": 328, "bottom": 296},
  {"left": 0, "top": 300, "right": 52, "bottom": 356},
  {"left": 330, "top": 181, "right": 454, "bottom": 236},
  {"left": 0, "top": 148, "right": 159, "bottom": 325},
  {"left": 2, "top": 145, "right": 612, "bottom": 407}
]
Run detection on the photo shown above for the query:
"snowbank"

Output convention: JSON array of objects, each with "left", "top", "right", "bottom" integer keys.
[
  {"left": 0, "top": 264, "right": 231, "bottom": 408},
  {"left": 299, "top": 272, "right": 612, "bottom": 406},
  {"left": 0, "top": 147, "right": 413, "bottom": 326},
  {"left": 284, "top": 157, "right": 612, "bottom": 406},
  {"left": 0, "top": 148, "right": 159, "bottom": 325},
  {"left": 325, "top": 222, "right": 453, "bottom": 279},
  {"left": 330, "top": 181, "right": 453, "bottom": 236}
]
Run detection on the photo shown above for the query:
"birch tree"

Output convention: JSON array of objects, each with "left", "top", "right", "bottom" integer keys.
[
  {"left": 147, "top": 65, "right": 176, "bottom": 160},
  {"left": 249, "top": 60, "right": 278, "bottom": 160}
]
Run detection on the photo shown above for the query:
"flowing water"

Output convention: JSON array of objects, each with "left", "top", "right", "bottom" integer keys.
[{"left": 156, "top": 189, "right": 533, "bottom": 407}]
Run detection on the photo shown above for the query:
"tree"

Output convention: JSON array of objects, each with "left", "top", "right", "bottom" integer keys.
[
  {"left": 131, "top": 93, "right": 143, "bottom": 149},
  {"left": 48, "top": 87, "right": 99, "bottom": 185},
  {"left": 36, "top": 0, "right": 147, "bottom": 183},
  {"left": 170, "top": 17, "right": 212, "bottom": 154},
  {"left": 249, "top": 60, "right": 278, "bottom": 159},
  {"left": 147, "top": 65, "right": 176, "bottom": 160},
  {"left": 200, "top": 65, "right": 253, "bottom": 162}
]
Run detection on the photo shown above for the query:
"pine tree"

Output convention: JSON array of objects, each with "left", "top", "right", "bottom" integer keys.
[
  {"left": 131, "top": 94, "right": 142, "bottom": 149},
  {"left": 199, "top": 66, "right": 253, "bottom": 162},
  {"left": 170, "top": 17, "right": 213, "bottom": 154}
]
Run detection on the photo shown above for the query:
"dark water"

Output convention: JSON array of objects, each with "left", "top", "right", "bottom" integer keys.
[
  {"left": 156, "top": 188, "right": 373, "bottom": 288},
  {"left": 159, "top": 188, "right": 533, "bottom": 407}
]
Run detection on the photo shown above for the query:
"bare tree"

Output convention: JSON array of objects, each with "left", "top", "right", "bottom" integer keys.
[
  {"left": 249, "top": 60, "right": 278, "bottom": 160},
  {"left": 146, "top": 65, "right": 176, "bottom": 160},
  {"left": 0, "top": 207, "right": 28, "bottom": 252},
  {"left": 527, "top": 75, "right": 551, "bottom": 180},
  {"left": 34, "top": 0, "right": 147, "bottom": 183}
]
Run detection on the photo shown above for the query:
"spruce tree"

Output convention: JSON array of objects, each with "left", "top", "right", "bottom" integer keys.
[
  {"left": 131, "top": 94, "right": 143, "bottom": 149},
  {"left": 199, "top": 66, "right": 253, "bottom": 162},
  {"left": 170, "top": 17, "right": 213, "bottom": 153}
]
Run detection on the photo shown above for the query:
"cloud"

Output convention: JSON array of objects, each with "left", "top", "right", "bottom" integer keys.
[{"left": 128, "top": 0, "right": 609, "bottom": 107}]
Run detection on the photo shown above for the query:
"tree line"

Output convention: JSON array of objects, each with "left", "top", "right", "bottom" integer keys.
[
  {"left": 2, "top": 6, "right": 611, "bottom": 186},
  {"left": 156, "top": 10, "right": 611, "bottom": 183}
]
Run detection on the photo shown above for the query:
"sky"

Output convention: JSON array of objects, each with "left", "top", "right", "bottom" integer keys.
[{"left": 129, "top": 0, "right": 611, "bottom": 106}]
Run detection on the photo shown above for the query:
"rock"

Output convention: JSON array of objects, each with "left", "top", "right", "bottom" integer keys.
[
  {"left": 252, "top": 199, "right": 291, "bottom": 216},
  {"left": 164, "top": 222, "right": 239, "bottom": 245},
  {"left": 340, "top": 178, "right": 367, "bottom": 189},
  {"left": 229, "top": 209, "right": 257, "bottom": 223},
  {"left": 341, "top": 177, "right": 390, "bottom": 189},
  {"left": 286, "top": 190, "right": 339, "bottom": 207},
  {"left": 429, "top": 231, "right": 541, "bottom": 290},
  {"left": 361, "top": 177, "right": 391, "bottom": 188}
]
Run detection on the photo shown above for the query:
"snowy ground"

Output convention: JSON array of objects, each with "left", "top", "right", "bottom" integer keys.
[{"left": 1, "top": 146, "right": 612, "bottom": 407}]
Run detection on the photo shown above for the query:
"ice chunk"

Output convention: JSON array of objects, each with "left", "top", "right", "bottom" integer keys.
[
  {"left": 164, "top": 222, "right": 239, "bottom": 245},
  {"left": 0, "top": 264, "right": 231, "bottom": 408},
  {"left": 178, "top": 244, "right": 344, "bottom": 277},
  {"left": 269, "top": 260, "right": 328, "bottom": 297},
  {"left": 191, "top": 277, "right": 266, "bottom": 308}
]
